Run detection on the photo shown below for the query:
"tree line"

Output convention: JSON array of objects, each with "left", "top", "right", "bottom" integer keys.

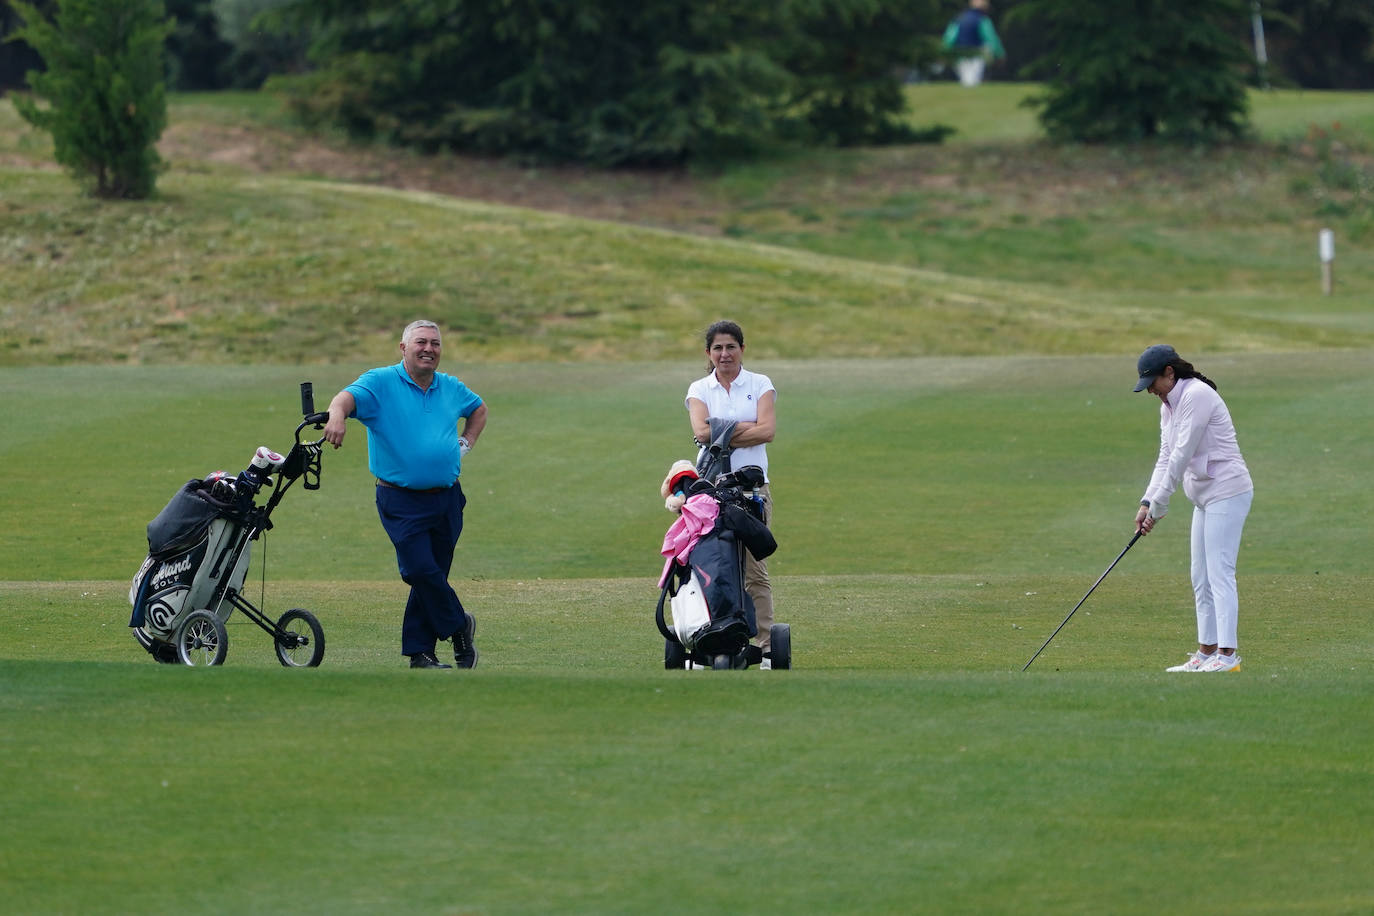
[
  {"left": 4, "top": 0, "right": 1369, "bottom": 95},
  {"left": 3, "top": 0, "right": 1370, "bottom": 196}
]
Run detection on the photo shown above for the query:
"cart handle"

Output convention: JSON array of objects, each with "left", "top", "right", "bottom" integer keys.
[{"left": 296, "top": 414, "right": 329, "bottom": 448}]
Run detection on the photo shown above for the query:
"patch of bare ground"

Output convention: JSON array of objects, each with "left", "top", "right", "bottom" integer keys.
[
  {"left": 160, "top": 121, "right": 1180, "bottom": 231},
  {"left": 0, "top": 154, "right": 57, "bottom": 170},
  {"left": 158, "top": 121, "right": 727, "bottom": 233},
  {"left": 14, "top": 113, "right": 1329, "bottom": 233}
]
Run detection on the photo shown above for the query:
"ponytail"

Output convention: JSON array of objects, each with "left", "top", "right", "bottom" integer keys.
[{"left": 1171, "top": 359, "right": 1218, "bottom": 391}]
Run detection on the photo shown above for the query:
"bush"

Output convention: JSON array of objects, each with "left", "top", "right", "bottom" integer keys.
[
  {"left": 772, "top": 0, "right": 943, "bottom": 147},
  {"left": 268, "top": 0, "right": 940, "bottom": 166},
  {"left": 165, "top": 0, "right": 233, "bottom": 90},
  {"left": 1012, "top": 0, "right": 1252, "bottom": 143},
  {"left": 212, "top": 0, "right": 311, "bottom": 88},
  {"left": 9, "top": 0, "right": 172, "bottom": 198}
]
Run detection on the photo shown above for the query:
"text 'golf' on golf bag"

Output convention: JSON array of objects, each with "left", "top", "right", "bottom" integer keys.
[
  {"left": 128, "top": 382, "right": 331, "bottom": 667},
  {"left": 657, "top": 465, "right": 779, "bottom": 670}
]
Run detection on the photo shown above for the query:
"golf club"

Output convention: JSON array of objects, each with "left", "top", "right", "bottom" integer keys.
[{"left": 1022, "top": 530, "right": 1143, "bottom": 671}]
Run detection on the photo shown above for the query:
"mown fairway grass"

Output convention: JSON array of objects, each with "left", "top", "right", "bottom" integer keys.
[
  {"left": 3, "top": 657, "right": 1371, "bottom": 915},
  {"left": 2, "top": 86, "right": 1373, "bottom": 913},
  {"left": 903, "top": 81, "right": 1374, "bottom": 143},
  {"left": 3, "top": 353, "right": 1372, "bottom": 913},
  {"left": 3, "top": 351, "right": 1371, "bottom": 582}
]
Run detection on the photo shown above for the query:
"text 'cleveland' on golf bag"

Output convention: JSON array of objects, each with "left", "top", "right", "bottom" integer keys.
[
  {"left": 656, "top": 464, "right": 789, "bottom": 670},
  {"left": 128, "top": 383, "right": 331, "bottom": 667}
]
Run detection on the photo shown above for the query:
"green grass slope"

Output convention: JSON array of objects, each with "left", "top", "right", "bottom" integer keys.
[
  {"left": 5, "top": 167, "right": 1368, "bottom": 368},
  {"left": 3, "top": 88, "right": 1373, "bottom": 366}
]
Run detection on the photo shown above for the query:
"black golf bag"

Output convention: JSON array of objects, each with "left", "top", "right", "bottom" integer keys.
[
  {"left": 128, "top": 384, "right": 331, "bottom": 667},
  {"left": 129, "top": 477, "right": 246, "bottom": 658},
  {"left": 656, "top": 465, "right": 777, "bottom": 669}
]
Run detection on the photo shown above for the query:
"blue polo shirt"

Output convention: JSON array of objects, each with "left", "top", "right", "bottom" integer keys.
[{"left": 347, "top": 363, "right": 483, "bottom": 489}]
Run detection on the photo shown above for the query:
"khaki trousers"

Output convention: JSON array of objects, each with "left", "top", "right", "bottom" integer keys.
[{"left": 744, "top": 483, "right": 774, "bottom": 649}]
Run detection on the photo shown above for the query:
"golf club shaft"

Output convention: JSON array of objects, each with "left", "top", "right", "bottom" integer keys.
[{"left": 1022, "top": 530, "right": 1143, "bottom": 671}]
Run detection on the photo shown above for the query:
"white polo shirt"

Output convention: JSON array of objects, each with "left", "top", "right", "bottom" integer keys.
[{"left": 686, "top": 367, "right": 775, "bottom": 481}]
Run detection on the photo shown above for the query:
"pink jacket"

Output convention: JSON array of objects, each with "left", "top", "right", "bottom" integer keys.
[
  {"left": 1144, "top": 377, "right": 1253, "bottom": 517},
  {"left": 658, "top": 494, "right": 719, "bottom": 587}
]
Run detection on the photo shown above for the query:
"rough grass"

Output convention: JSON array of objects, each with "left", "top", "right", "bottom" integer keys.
[{"left": 3, "top": 88, "right": 1373, "bottom": 367}]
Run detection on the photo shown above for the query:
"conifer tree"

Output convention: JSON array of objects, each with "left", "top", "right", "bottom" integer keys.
[
  {"left": 267, "top": 0, "right": 936, "bottom": 166},
  {"left": 10, "top": 0, "right": 172, "bottom": 198},
  {"left": 1012, "top": 0, "right": 1252, "bottom": 142}
]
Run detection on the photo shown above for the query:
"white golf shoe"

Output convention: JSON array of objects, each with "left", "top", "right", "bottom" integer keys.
[
  {"left": 1199, "top": 653, "right": 1242, "bottom": 672},
  {"left": 1165, "top": 652, "right": 1213, "bottom": 673}
]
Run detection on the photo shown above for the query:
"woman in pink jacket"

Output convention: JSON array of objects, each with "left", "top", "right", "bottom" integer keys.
[{"left": 1132, "top": 345, "right": 1254, "bottom": 673}]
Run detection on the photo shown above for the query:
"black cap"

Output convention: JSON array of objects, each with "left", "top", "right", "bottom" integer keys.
[{"left": 1133, "top": 344, "right": 1178, "bottom": 392}]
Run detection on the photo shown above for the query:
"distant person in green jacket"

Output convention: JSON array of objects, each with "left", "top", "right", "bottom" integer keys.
[{"left": 942, "top": 0, "right": 1005, "bottom": 87}]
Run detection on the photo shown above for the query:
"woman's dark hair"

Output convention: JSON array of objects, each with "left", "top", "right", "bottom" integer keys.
[
  {"left": 704, "top": 320, "right": 744, "bottom": 350},
  {"left": 1169, "top": 358, "right": 1218, "bottom": 391}
]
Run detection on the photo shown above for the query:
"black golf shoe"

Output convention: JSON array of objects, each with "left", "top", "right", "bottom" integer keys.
[
  {"left": 409, "top": 652, "right": 452, "bottom": 669},
  {"left": 452, "top": 614, "right": 478, "bottom": 669}
]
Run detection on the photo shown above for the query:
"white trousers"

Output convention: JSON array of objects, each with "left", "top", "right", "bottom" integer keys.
[
  {"left": 956, "top": 56, "right": 986, "bottom": 87},
  {"left": 1189, "top": 489, "right": 1253, "bottom": 649}
]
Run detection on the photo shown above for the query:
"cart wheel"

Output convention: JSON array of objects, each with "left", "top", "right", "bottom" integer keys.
[
  {"left": 664, "top": 638, "right": 687, "bottom": 670},
  {"left": 711, "top": 654, "right": 732, "bottom": 670},
  {"left": 275, "top": 608, "right": 326, "bottom": 668},
  {"left": 174, "top": 610, "right": 228, "bottom": 667},
  {"left": 768, "top": 623, "right": 792, "bottom": 670}
]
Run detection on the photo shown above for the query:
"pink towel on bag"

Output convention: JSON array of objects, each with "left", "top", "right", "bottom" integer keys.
[{"left": 658, "top": 494, "right": 719, "bottom": 587}]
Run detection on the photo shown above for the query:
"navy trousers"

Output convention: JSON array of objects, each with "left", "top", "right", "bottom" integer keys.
[{"left": 375, "top": 482, "right": 470, "bottom": 657}]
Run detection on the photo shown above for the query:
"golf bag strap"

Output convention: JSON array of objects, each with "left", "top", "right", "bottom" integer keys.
[
  {"left": 129, "top": 562, "right": 155, "bottom": 628},
  {"left": 655, "top": 583, "right": 680, "bottom": 644}
]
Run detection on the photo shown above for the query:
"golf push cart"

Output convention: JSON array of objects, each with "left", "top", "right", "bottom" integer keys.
[
  {"left": 128, "top": 383, "right": 331, "bottom": 667},
  {"left": 655, "top": 421, "right": 792, "bottom": 670}
]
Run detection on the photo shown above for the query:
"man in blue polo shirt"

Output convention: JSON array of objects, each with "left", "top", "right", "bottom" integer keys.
[{"left": 323, "top": 320, "right": 488, "bottom": 669}]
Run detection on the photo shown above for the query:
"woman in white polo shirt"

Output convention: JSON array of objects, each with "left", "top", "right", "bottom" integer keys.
[
  {"left": 1132, "top": 345, "right": 1254, "bottom": 673},
  {"left": 686, "top": 320, "right": 777, "bottom": 663}
]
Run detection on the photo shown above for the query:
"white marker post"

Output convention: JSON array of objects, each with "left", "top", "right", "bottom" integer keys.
[{"left": 1319, "top": 228, "right": 1335, "bottom": 296}]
